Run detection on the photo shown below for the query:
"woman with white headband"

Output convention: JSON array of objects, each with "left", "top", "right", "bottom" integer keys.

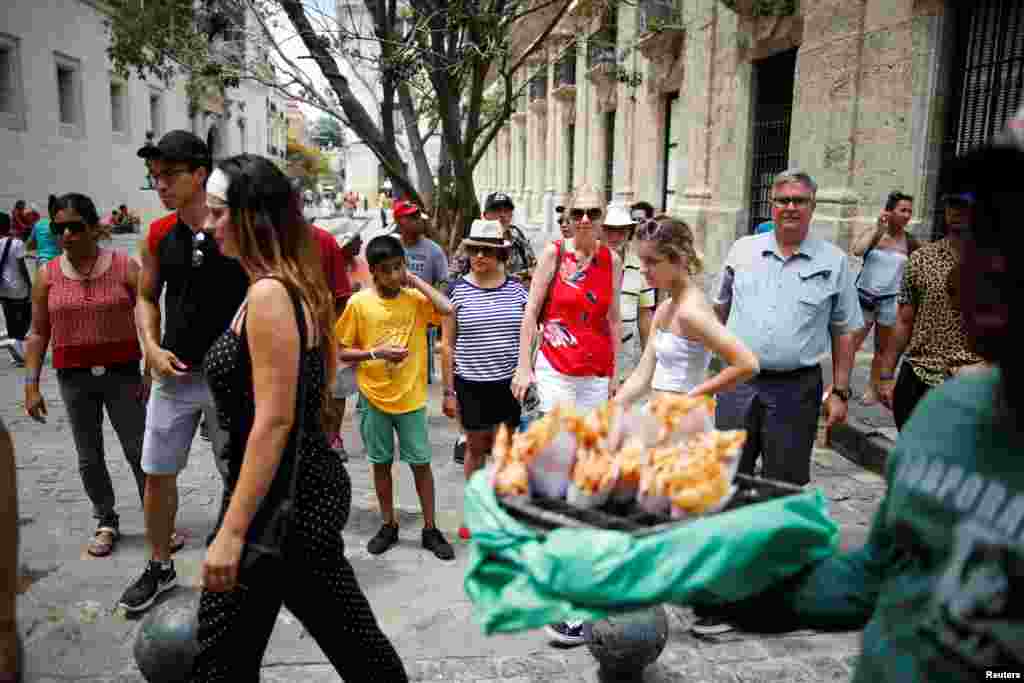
[{"left": 193, "top": 155, "right": 407, "bottom": 681}]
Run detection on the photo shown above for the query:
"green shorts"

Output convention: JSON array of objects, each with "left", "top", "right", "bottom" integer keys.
[{"left": 357, "top": 394, "right": 432, "bottom": 466}]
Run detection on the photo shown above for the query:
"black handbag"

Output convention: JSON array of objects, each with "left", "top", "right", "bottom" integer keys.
[
  {"left": 855, "top": 228, "right": 887, "bottom": 313},
  {"left": 238, "top": 282, "right": 311, "bottom": 571}
]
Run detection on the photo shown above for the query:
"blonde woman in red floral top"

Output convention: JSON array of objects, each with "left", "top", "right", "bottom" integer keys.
[{"left": 22, "top": 193, "right": 148, "bottom": 558}]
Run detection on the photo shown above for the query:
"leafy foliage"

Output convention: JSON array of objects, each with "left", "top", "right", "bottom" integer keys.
[
  {"left": 718, "top": 0, "right": 797, "bottom": 17},
  {"left": 311, "top": 115, "right": 345, "bottom": 149}
]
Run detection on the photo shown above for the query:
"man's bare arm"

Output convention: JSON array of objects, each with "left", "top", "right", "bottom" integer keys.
[{"left": 136, "top": 238, "right": 163, "bottom": 354}]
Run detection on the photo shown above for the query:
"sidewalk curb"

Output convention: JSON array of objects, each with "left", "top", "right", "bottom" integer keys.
[{"left": 829, "top": 418, "right": 893, "bottom": 476}]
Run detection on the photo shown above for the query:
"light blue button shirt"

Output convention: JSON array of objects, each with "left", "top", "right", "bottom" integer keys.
[{"left": 714, "top": 232, "right": 864, "bottom": 371}]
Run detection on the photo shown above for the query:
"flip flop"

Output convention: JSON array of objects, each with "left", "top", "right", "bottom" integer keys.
[{"left": 88, "top": 527, "right": 118, "bottom": 557}]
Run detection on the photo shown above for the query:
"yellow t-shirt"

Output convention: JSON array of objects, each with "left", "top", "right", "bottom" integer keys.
[{"left": 335, "top": 288, "right": 441, "bottom": 414}]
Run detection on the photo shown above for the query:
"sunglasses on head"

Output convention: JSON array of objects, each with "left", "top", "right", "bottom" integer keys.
[
  {"left": 570, "top": 208, "right": 603, "bottom": 222},
  {"left": 51, "top": 221, "right": 88, "bottom": 236}
]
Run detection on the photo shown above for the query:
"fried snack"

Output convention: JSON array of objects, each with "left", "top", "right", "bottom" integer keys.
[
  {"left": 614, "top": 437, "right": 647, "bottom": 487},
  {"left": 511, "top": 405, "right": 568, "bottom": 463},
  {"left": 647, "top": 394, "right": 717, "bottom": 444},
  {"left": 665, "top": 429, "right": 748, "bottom": 515},
  {"left": 520, "top": 403, "right": 580, "bottom": 499},
  {"left": 492, "top": 425, "right": 529, "bottom": 497},
  {"left": 571, "top": 447, "right": 617, "bottom": 495}
]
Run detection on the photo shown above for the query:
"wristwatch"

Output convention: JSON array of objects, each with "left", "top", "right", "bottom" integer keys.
[{"left": 831, "top": 387, "right": 852, "bottom": 402}]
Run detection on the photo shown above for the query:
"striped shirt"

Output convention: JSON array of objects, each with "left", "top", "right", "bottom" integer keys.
[{"left": 450, "top": 276, "right": 528, "bottom": 382}]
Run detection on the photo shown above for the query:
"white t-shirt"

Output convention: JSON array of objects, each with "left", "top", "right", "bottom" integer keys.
[{"left": 0, "top": 237, "right": 29, "bottom": 300}]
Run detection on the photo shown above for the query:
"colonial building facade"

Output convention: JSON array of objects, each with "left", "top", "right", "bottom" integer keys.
[
  {"left": 0, "top": 0, "right": 287, "bottom": 226},
  {"left": 474, "top": 0, "right": 1023, "bottom": 271}
]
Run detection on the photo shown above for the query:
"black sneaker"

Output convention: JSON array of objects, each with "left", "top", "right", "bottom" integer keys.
[
  {"left": 422, "top": 527, "right": 455, "bottom": 561},
  {"left": 453, "top": 436, "right": 466, "bottom": 465},
  {"left": 119, "top": 561, "right": 177, "bottom": 613},
  {"left": 691, "top": 614, "right": 735, "bottom": 636},
  {"left": 544, "top": 621, "right": 587, "bottom": 646},
  {"left": 367, "top": 523, "right": 399, "bottom": 555}
]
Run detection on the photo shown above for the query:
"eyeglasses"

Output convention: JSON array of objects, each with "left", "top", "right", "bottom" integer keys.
[
  {"left": 51, "top": 221, "right": 88, "bottom": 236},
  {"left": 771, "top": 196, "right": 813, "bottom": 209},
  {"left": 150, "top": 168, "right": 193, "bottom": 184},
  {"left": 630, "top": 211, "right": 647, "bottom": 222},
  {"left": 570, "top": 208, "right": 603, "bottom": 222},
  {"left": 192, "top": 231, "right": 208, "bottom": 268},
  {"left": 468, "top": 245, "right": 499, "bottom": 258},
  {"left": 635, "top": 219, "right": 662, "bottom": 240}
]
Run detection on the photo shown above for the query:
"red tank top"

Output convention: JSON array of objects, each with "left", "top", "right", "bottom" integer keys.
[
  {"left": 539, "top": 241, "right": 615, "bottom": 377},
  {"left": 47, "top": 251, "right": 143, "bottom": 369}
]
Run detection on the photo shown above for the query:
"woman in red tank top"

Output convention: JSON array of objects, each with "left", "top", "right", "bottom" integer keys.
[
  {"left": 21, "top": 193, "right": 147, "bottom": 558},
  {"left": 512, "top": 186, "right": 623, "bottom": 415}
]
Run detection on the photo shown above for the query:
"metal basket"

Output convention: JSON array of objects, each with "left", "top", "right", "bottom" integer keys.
[{"left": 498, "top": 474, "right": 804, "bottom": 538}]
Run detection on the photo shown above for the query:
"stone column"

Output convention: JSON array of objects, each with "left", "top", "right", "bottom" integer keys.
[
  {"left": 612, "top": 3, "right": 638, "bottom": 208},
  {"left": 544, "top": 51, "right": 560, "bottom": 234},
  {"left": 531, "top": 99, "right": 549, "bottom": 224},
  {"left": 575, "top": 32, "right": 594, "bottom": 189}
]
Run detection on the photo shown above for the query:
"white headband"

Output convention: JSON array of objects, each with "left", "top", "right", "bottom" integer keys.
[{"left": 206, "top": 167, "right": 230, "bottom": 209}]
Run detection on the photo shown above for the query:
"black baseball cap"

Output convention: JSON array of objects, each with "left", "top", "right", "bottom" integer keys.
[
  {"left": 137, "top": 130, "right": 211, "bottom": 169},
  {"left": 485, "top": 192, "right": 515, "bottom": 212}
]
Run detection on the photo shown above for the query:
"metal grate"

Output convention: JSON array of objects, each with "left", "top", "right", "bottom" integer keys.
[
  {"left": 747, "top": 49, "right": 797, "bottom": 233},
  {"left": 639, "top": 0, "right": 679, "bottom": 33},
  {"left": 935, "top": 0, "right": 1024, "bottom": 238},
  {"left": 587, "top": 6, "right": 618, "bottom": 70},
  {"left": 529, "top": 69, "right": 547, "bottom": 101},
  {"left": 567, "top": 123, "right": 576, "bottom": 192}
]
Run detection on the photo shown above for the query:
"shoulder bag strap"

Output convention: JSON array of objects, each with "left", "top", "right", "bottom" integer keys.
[
  {"left": 280, "top": 281, "right": 310, "bottom": 508},
  {"left": 538, "top": 239, "right": 564, "bottom": 324}
]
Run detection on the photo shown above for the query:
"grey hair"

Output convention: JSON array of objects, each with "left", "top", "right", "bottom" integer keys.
[{"left": 771, "top": 168, "right": 818, "bottom": 196}]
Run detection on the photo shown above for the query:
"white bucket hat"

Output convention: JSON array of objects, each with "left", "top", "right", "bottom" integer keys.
[
  {"left": 462, "top": 219, "right": 511, "bottom": 248},
  {"left": 603, "top": 204, "right": 636, "bottom": 229}
]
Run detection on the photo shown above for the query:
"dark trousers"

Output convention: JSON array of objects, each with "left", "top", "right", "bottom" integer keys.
[
  {"left": 57, "top": 365, "right": 147, "bottom": 521},
  {"left": 716, "top": 366, "right": 823, "bottom": 487},
  {"left": 193, "top": 455, "right": 407, "bottom": 682},
  {"left": 893, "top": 362, "right": 933, "bottom": 431},
  {"left": 0, "top": 297, "right": 31, "bottom": 339}
]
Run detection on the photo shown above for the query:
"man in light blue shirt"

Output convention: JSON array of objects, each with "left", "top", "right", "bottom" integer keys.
[{"left": 713, "top": 169, "right": 862, "bottom": 487}]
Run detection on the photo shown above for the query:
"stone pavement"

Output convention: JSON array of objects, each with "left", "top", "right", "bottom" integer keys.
[{"left": 2, "top": 233, "right": 885, "bottom": 682}]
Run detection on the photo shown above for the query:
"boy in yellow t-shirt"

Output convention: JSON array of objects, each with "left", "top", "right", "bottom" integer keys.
[{"left": 335, "top": 234, "right": 456, "bottom": 560}]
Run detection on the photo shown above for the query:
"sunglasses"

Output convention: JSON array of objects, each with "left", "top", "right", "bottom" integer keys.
[
  {"left": 570, "top": 208, "right": 603, "bottom": 222},
  {"left": 468, "top": 245, "right": 499, "bottom": 258},
  {"left": 51, "top": 221, "right": 88, "bottom": 236},
  {"left": 771, "top": 196, "right": 813, "bottom": 209}
]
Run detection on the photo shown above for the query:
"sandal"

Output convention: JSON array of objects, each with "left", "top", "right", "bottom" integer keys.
[
  {"left": 170, "top": 530, "right": 187, "bottom": 554},
  {"left": 88, "top": 526, "right": 119, "bottom": 557}
]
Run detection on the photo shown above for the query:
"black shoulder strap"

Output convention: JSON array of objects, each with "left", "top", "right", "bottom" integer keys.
[{"left": 0, "top": 238, "right": 13, "bottom": 275}]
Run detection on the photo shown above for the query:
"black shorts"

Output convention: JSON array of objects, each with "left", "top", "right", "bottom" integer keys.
[{"left": 454, "top": 375, "right": 522, "bottom": 432}]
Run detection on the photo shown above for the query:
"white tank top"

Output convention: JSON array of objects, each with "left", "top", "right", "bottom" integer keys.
[{"left": 651, "top": 328, "right": 711, "bottom": 394}]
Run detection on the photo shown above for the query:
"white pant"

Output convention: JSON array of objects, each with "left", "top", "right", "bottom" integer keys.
[{"left": 535, "top": 352, "right": 610, "bottom": 414}]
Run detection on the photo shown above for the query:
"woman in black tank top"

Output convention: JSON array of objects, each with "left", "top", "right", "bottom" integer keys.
[{"left": 192, "top": 154, "right": 406, "bottom": 681}]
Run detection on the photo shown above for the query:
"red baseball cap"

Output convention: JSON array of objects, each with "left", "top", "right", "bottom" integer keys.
[{"left": 392, "top": 199, "right": 423, "bottom": 219}]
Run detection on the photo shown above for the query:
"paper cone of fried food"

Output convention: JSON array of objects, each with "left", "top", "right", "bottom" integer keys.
[
  {"left": 566, "top": 446, "right": 619, "bottom": 509},
  {"left": 610, "top": 436, "right": 647, "bottom": 505},
  {"left": 648, "top": 394, "right": 717, "bottom": 445},
  {"left": 523, "top": 404, "right": 580, "bottom": 499},
  {"left": 668, "top": 429, "right": 747, "bottom": 518},
  {"left": 491, "top": 425, "right": 529, "bottom": 498}
]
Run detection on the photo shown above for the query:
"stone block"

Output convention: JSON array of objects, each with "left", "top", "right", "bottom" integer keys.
[{"left": 729, "top": 658, "right": 819, "bottom": 683}]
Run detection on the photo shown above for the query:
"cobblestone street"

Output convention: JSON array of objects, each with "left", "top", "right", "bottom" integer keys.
[{"left": 1, "top": 233, "right": 886, "bottom": 682}]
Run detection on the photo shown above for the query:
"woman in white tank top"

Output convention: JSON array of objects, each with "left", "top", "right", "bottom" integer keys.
[{"left": 615, "top": 217, "right": 759, "bottom": 408}]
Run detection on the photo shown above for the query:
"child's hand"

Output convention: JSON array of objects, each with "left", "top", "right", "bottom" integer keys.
[{"left": 373, "top": 345, "right": 409, "bottom": 363}]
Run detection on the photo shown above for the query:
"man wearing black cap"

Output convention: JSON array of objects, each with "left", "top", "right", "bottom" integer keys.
[
  {"left": 119, "top": 131, "right": 249, "bottom": 613},
  {"left": 448, "top": 192, "right": 536, "bottom": 290},
  {"left": 876, "top": 192, "right": 986, "bottom": 428}
]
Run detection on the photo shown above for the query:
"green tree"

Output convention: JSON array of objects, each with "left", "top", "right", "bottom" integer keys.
[
  {"left": 104, "top": 0, "right": 583, "bottom": 253},
  {"left": 286, "top": 139, "right": 329, "bottom": 190},
  {"left": 311, "top": 114, "right": 345, "bottom": 149}
]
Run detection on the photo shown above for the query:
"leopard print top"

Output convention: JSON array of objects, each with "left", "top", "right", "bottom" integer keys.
[{"left": 899, "top": 238, "right": 982, "bottom": 386}]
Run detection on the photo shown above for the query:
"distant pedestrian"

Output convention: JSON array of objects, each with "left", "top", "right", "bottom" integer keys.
[
  {"left": 602, "top": 205, "right": 656, "bottom": 381},
  {"left": 875, "top": 192, "right": 984, "bottom": 428},
  {"left": 26, "top": 195, "right": 63, "bottom": 270},
  {"left": 336, "top": 234, "right": 455, "bottom": 561},
  {"left": 10, "top": 201, "right": 37, "bottom": 241},
  {"left": 850, "top": 191, "right": 920, "bottom": 405},
  {"left": 555, "top": 204, "right": 574, "bottom": 243},
  {"left": 22, "top": 193, "right": 147, "bottom": 558},
  {"left": 440, "top": 219, "right": 528, "bottom": 541},
  {"left": 0, "top": 212, "right": 33, "bottom": 365}
]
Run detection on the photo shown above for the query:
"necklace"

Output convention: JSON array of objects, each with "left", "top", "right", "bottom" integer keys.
[{"left": 70, "top": 249, "right": 102, "bottom": 300}]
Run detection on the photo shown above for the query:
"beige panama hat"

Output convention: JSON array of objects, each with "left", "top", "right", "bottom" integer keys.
[{"left": 462, "top": 219, "right": 512, "bottom": 248}]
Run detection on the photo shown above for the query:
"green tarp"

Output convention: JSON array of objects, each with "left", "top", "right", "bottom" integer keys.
[{"left": 463, "top": 470, "right": 839, "bottom": 634}]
